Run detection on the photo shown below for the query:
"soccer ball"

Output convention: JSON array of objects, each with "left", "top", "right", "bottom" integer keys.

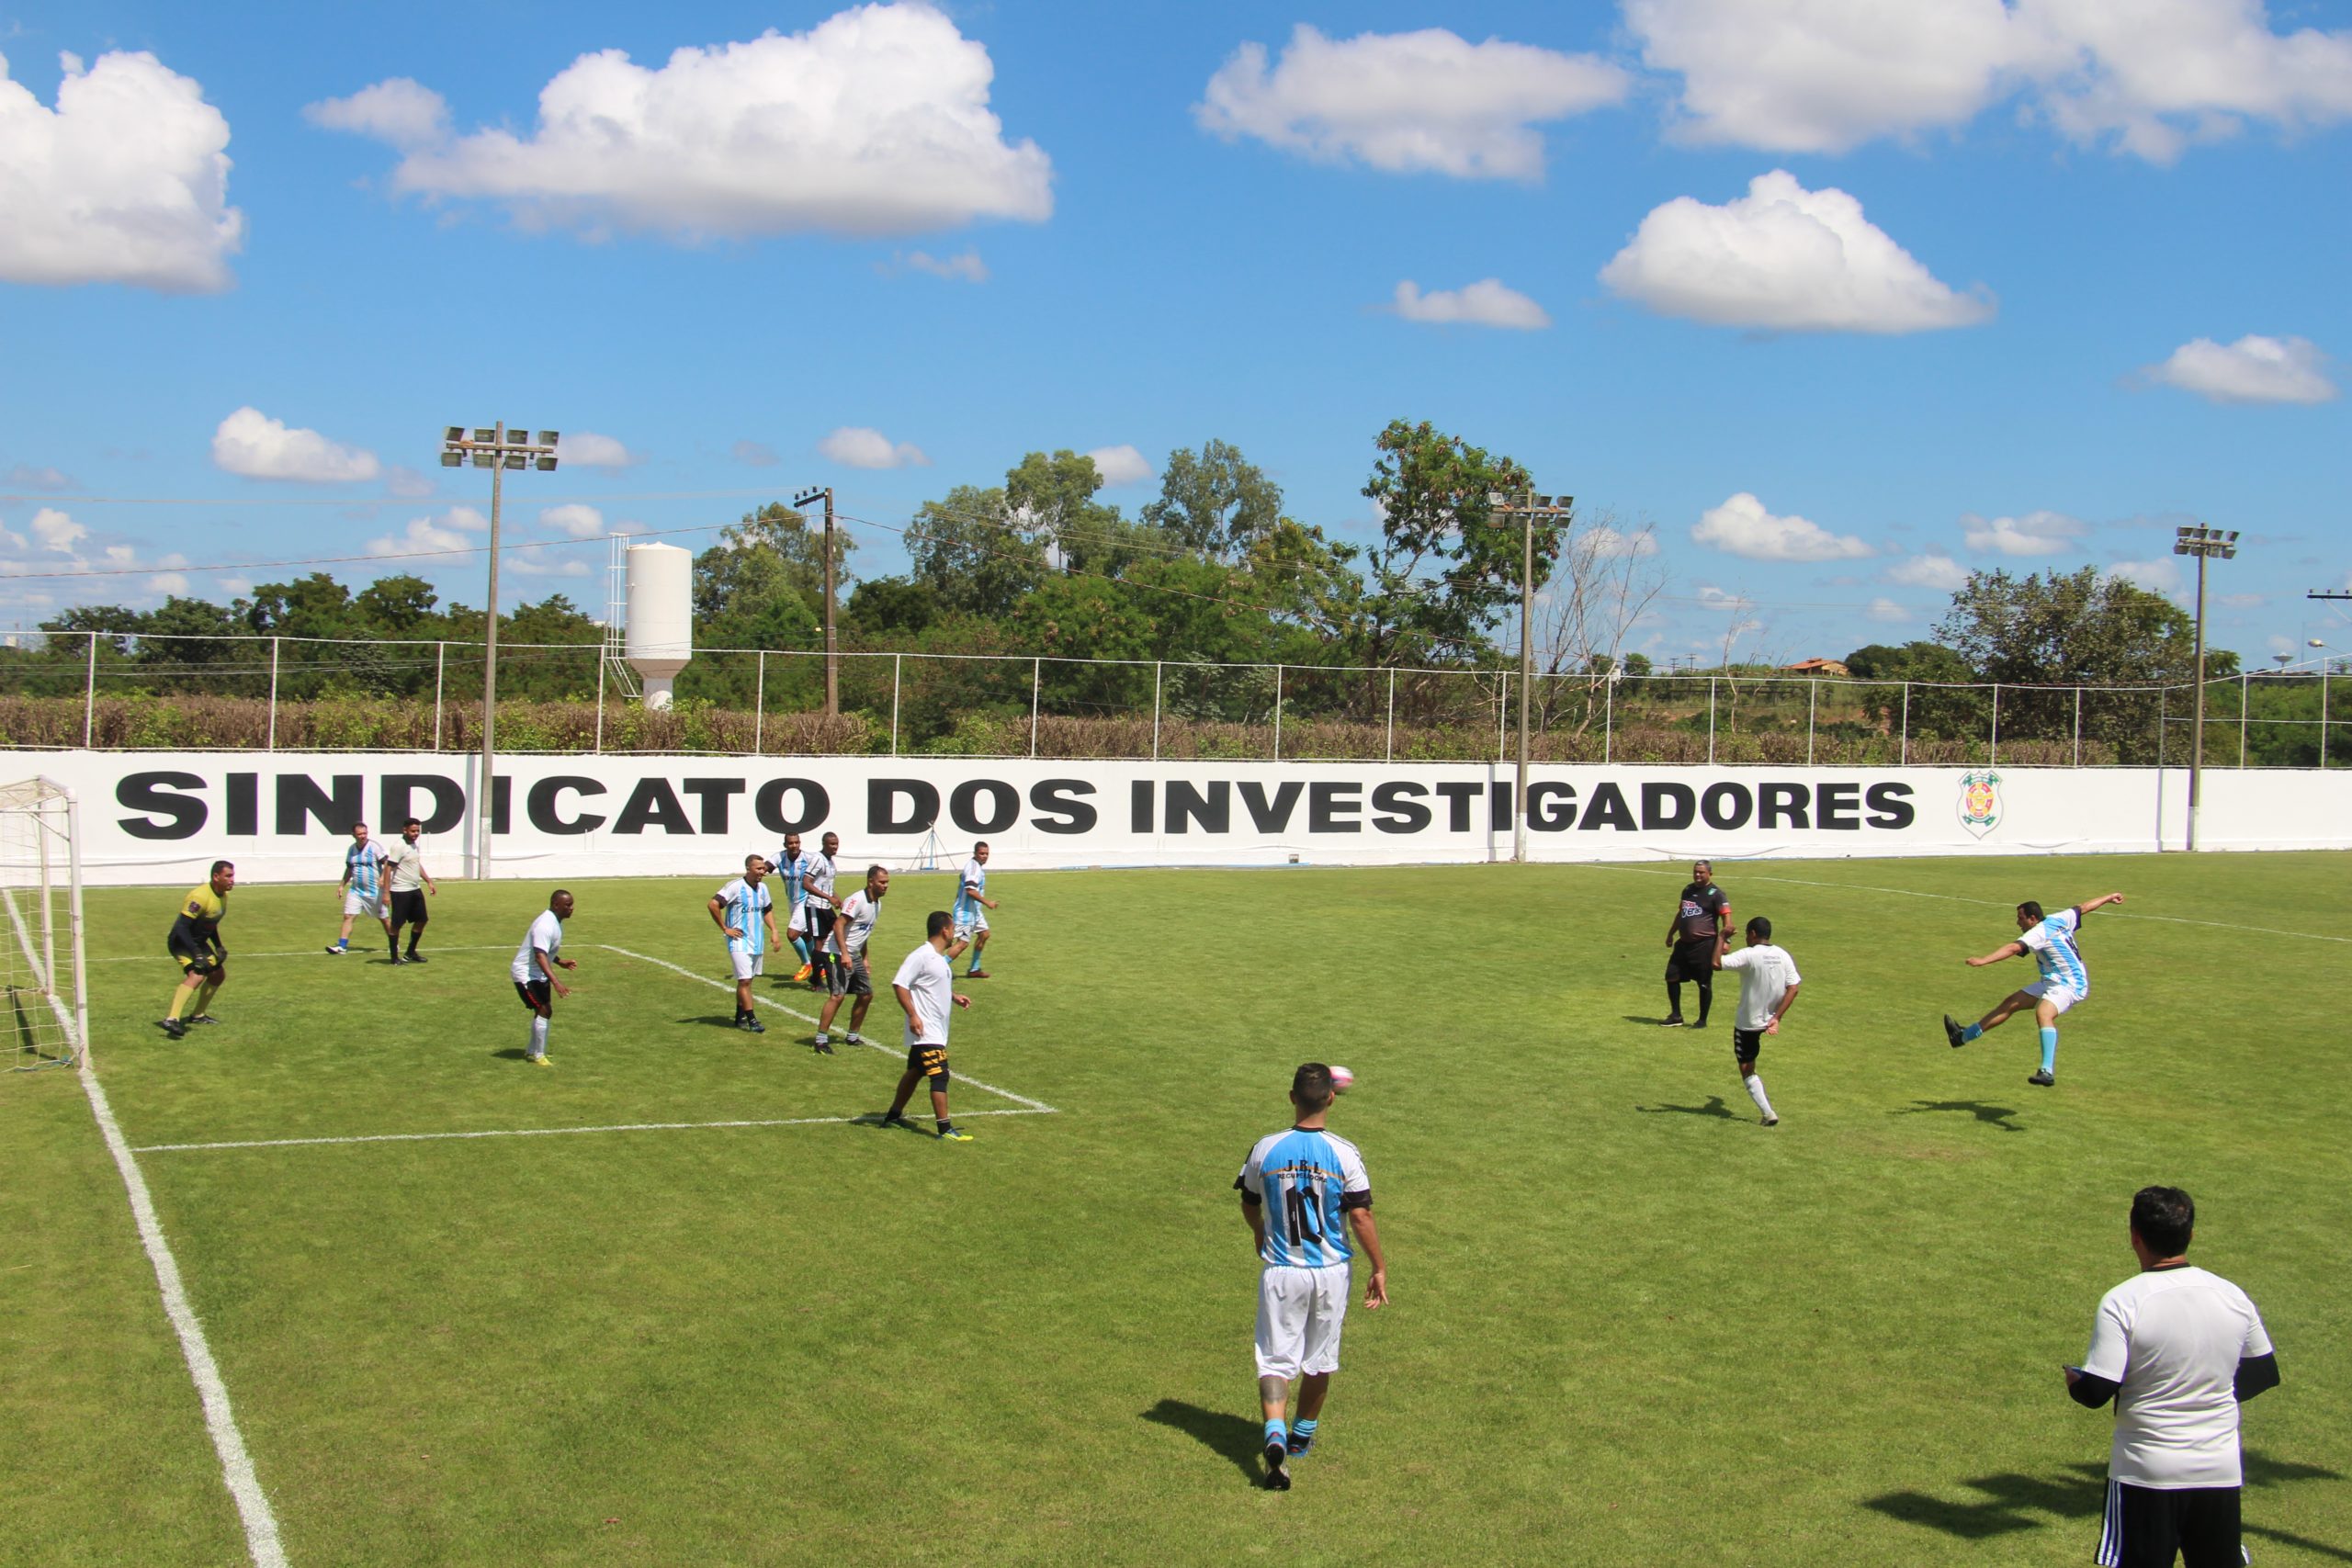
[{"left": 1329, "top": 1066, "right": 1354, "bottom": 1093}]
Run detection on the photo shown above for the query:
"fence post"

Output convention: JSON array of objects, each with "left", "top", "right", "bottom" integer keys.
[
  {"left": 1273, "top": 664, "right": 1283, "bottom": 761},
  {"left": 1152, "top": 660, "right": 1162, "bottom": 761},
  {"left": 82, "top": 630, "right": 96, "bottom": 748},
  {"left": 594, "top": 647, "right": 606, "bottom": 755},
  {"left": 1806, "top": 678, "right": 1817, "bottom": 764},
  {"left": 434, "top": 641, "right": 446, "bottom": 752},
  {"left": 267, "top": 637, "right": 280, "bottom": 752},
  {"left": 1989, "top": 683, "right": 1999, "bottom": 765},
  {"left": 2323, "top": 671, "right": 2332, "bottom": 769},
  {"left": 1498, "top": 671, "right": 1508, "bottom": 763},
  {"left": 1030, "top": 657, "right": 1041, "bottom": 759},
  {"left": 2074, "top": 686, "right": 2082, "bottom": 767},
  {"left": 753, "top": 650, "right": 765, "bottom": 757},
  {"left": 1604, "top": 675, "right": 1613, "bottom": 764},
  {"left": 890, "top": 653, "right": 902, "bottom": 757},
  {"left": 2158, "top": 685, "right": 2167, "bottom": 770},
  {"left": 2238, "top": 671, "right": 2247, "bottom": 768},
  {"left": 1707, "top": 678, "right": 1717, "bottom": 765},
  {"left": 1900, "top": 682, "right": 1909, "bottom": 767},
  {"left": 1385, "top": 668, "right": 1396, "bottom": 761}
]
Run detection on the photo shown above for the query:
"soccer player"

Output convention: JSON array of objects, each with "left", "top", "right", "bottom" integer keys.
[
  {"left": 775, "top": 830, "right": 816, "bottom": 983},
  {"left": 1713, "top": 915, "right": 1801, "bottom": 1127},
  {"left": 1944, "top": 891, "right": 2125, "bottom": 1087},
  {"left": 800, "top": 830, "right": 843, "bottom": 991},
  {"left": 327, "top": 821, "right": 391, "bottom": 957},
  {"left": 815, "top": 864, "right": 889, "bottom": 1054},
  {"left": 1662, "top": 859, "right": 1731, "bottom": 1028},
  {"left": 382, "top": 818, "right": 437, "bottom": 965},
  {"left": 2066, "top": 1186, "right": 2279, "bottom": 1568},
  {"left": 510, "top": 890, "right": 576, "bottom": 1067},
  {"left": 707, "top": 854, "right": 779, "bottom": 1033},
  {"left": 1236, "top": 1063, "right": 1388, "bottom": 1492},
  {"left": 159, "top": 860, "right": 234, "bottom": 1040},
  {"left": 953, "top": 840, "right": 999, "bottom": 979},
  {"left": 877, "top": 911, "right": 974, "bottom": 1140}
]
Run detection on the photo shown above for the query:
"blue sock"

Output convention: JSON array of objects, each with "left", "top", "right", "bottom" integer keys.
[
  {"left": 1960, "top": 1021, "right": 1983, "bottom": 1043},
  {"left": 2040, "top": 1027, "right": 2058, "bottom": 1074},
  {"left": 790, "top": 936, "right": 810, "bottom": 965},
  {"left": 1264, "top": 1418, "right": 1286, "bottom": 1449},
  {"left": 1292, "top": 1417, "right": 1317, "bottom": 1445}
]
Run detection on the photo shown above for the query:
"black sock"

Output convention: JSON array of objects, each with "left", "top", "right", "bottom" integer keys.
[
  {"left": 1667, "top": 982, "right": 1682, "bottom": 1017},
  {"left": 1695, "top": 983, "right": 1712, "bottom": 1024}
]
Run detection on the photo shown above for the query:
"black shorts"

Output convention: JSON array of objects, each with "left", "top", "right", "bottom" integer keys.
[
  {"left": 906, "top": 1040, "right": 950, "bottom": 1083},
  {"left": 389, "top": 889, "right": 427, "bottom": 926},
  {"left": 2098, "top": 1480, "right": 2240, "bottom": 1568},
  {"left": 1732, "top": 1027, "right": 1766, "bottom": 1065},
  {"left": 514, "top": 978, "right": 552, "bottom": 1014},
  {"left": 809, "top": 907, "right": 837, "bottom": 943},
  {"left": 831, "top": 956, "right": 873, "bottom": 998},
  {"left": 168, "top": 937, "right": 220, "bottom": 977},
  {"left": 1666, "top": 939, "right": 1716, "bottom": 984}
]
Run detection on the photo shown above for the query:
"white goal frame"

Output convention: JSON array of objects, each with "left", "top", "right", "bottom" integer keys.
[{"left": 2, "top": 776, "right": 90, "bottom": 1072}]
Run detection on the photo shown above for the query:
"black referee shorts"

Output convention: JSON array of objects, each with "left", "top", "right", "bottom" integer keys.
[
  {"left": 389, "top": 889, "right": 427, "bottom": 928},
  {"left": 2097, "top": 1479, "right": 2241, "bottom": 1568},
  {"left": 1666, "top": 939, "right": 1716, "bottom": 984},
  {"left": 1732, "top": 1027, "right": 1766, "bottom": 1065}
]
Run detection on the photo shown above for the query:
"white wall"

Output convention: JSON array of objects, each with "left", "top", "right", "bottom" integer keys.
[{"left": 14, "top": 752, "right": 2348, "bottom": 886}]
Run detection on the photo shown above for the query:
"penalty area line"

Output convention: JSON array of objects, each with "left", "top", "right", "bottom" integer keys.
[
  {"left": 596, "top": 942, "right": 1060, "bottom": 1114},
  {"left": 131, "top": 1106, "right": 1054, "bottom": 1156}
]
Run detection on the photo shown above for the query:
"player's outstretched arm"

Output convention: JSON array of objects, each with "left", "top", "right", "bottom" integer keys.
[
  {"left": 1349, "top": 1209, "right": 1388, "bottom": 1307},
  {"left": 2076, "top": 892, "right": 2126, "bottom": 916},
  {"left": 1965, "top": 941, "right": 2026, "bottom": 968}
]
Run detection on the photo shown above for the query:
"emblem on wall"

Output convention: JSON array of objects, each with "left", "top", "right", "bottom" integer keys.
[{"left": 1957, "top": 769, "right": 2001, "bottom": 839}]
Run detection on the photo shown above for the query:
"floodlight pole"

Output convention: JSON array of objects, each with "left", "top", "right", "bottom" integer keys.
[
  {"left": 1491, "top": 490, "right": 1571, "bottom": 864},
  {"left": 795, "top": 486, "right": 839, "bottom": 716},
  {"left": 2173, "top": 525, "right": 2239, "bottom": 853}
]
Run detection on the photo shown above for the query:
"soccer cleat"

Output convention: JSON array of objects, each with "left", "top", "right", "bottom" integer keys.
[
  {"left": 1285, "top": 1429, "right": 1316, "bottom": 1458},
  {"left": 158, "top": 1018, "right": 187, "bottom": 1040},
  {"left": 390, "top": 956, "right": 409, "bottom": 966},
  {"left": 1943, "top": 1014, "right": 1966, "bottom": 1049},
  {"left": 812, "top": 1038, "right": 835, "bottom": 1055},
  {"left": 741, "top": 1016, "right": 766, "bottom": 1034},
  {"left": 527, "top": 1054, "right": 552, "bottom": 1067},
  {"left": 2027, "top": 1068, "right": 2055, "bottom": 1087},
  {"left": 843, "top": 1032, "right": 864, "bottom": 1046},
  {"left": 791, "top": 963, "right": 812, "bottom": 983},
  {"left": 1762, "top": 1116, "right": 1780, "bottom": 1127},
  {"left": 188, "top": 1014, "right": 220, "bottom": 1026},
  {"left": 967, "top": 969, "right": 991, "bottom": 980},
  {"left": 938, "top": 1125, "right": 973, "bottom": 1142},
  {"left": 877, "top": 1112, "right": 915, "bottom": 1131},
  {"left": 405, "top": 953, "right": 427, "bottom": 964},
  {"left": 1659, "top": 1016, "right": 1686, "bottom": 1028},
  {"left": 1690, "top": 1019, "right": 1709, "bottom": 1031},
  {"left": 325, "top": 943, "right": 345, "bottom": 955},
  {"left": 1262, "top": 1442, "right": 1291, "bottom": 1490}
]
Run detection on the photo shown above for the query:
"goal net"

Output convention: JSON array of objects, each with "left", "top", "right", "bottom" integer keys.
[{"left": 0, "top": 777, "right": 88, "bottom": 1072}]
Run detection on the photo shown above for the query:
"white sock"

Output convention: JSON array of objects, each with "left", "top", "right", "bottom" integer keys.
[
  {"left": 1744, "top": 1074, "right": 1776, "bottom": 1120},
  {"left": 530, "top": 1015, "right": 549, "bottom": 1058}
]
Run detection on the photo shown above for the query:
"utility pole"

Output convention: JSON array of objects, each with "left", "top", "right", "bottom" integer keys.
[
  {"left": 1489, "top": 491, "right": 1573, "bottom": 864},
  {"left": 2171, "top": 525, "right": 2238, "bottom": 852},
  {"left": 795, "top": 485, "right": 838, "bottom": 715},
  {"left": 440, "top": 423, "right": 559, "bottom": 880}
]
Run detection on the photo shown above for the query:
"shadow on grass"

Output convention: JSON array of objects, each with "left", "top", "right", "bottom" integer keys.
[
  {"left": 674, "top": 1014, "right": 747, "bottom": 1030},
  {"left": 490, "top": 1046, "right": 529, "bottom": 1060},
  {"left": 1622, "top": 1014, "right": 1682, "bottom": 1027},
  {"left": 1140, "top": 1399, "right": 1262, "bottom": 1483},
  {"left": 1866, "top": 1450, "right": 2347, "bottom": 1550},
  {"left": 1894, "top": 1100, "right": 2027, "bottom": 1133},
  {"left": 1634, "top": 1096, "right": 1736, "bottom": 1119}
]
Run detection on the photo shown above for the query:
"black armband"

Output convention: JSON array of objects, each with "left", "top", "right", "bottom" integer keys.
[
  {"left": 1340, "top": 1190, "right": 1373, "bottom": 1212},
  {"left": 2068, "top": 1371, "right": 2120, "bottom": 1408},
  {"left": 2235, "top": 1352, "right": 2279, "bottom": 1402}
]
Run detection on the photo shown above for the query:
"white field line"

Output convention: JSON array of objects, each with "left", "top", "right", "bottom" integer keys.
[
  {"left": 1582, "top": 863, "right": 2352, "bottom": 944},
  {"left": 88, "top": 943, "right": 513, "bottom": 964},
  {"left": 131, "top": 1107, "right": 1051, "bottom": 1156},
  {"left": 596, "top": 942, "right": 1060, "bottom": 1114}
]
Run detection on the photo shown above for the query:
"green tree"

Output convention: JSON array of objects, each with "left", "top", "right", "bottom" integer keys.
[
  {"left": 239, "top": 572, "right": 358, "bottom": 637},
  {"left": 1005, "top": 449, "right": 1166, "bottom": 578},
  {"left": 904, "top": 483, "right": 1047, "bottom": 619},
  {"left": 1358, "top": 419, "right": 1546, "bottom": 668},
  {"left": 845, "top": 577, "right": 939, "bottom": 639},
  {"left": 355, "top": 575, "right": 441, "bottom": 636},
  {"left": 1142, "top": 439, "right": 1283, "bottom": 559},
  {"left": 694, "top": 502, "right": 847, "bottom": 652}
]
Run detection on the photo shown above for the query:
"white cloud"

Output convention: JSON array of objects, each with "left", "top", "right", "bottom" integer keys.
[
  {"left": 5, "top": 464, "right": 74, "bottom": 491},
  {"left": 539, "top": 503, "right": 605, "bottom": 539},
  {"left": 147, "top": 571, "right": 190, "bottom": 596},
  {"left": 383, "top": 464, "right": 436, "bottom": 500},
  {"left": 320, "top": 6, "right": 1052, "bottom": 240},
  {"left": 1085, "top": 445, "right": 1153, "bottom": 488},
  {"left": 1962, "top": 509, "right": 2090, "bottom": 555},
  {"left": 1625, "top": 0, "right": 2352, "bottom": 163},
  {"left": 211, "top": 407, "right": 381, "bottom": 483},
  {"left": 366, "top": 510, "right": 482, "bottom": 558},
  {"left": 1694, "top": 585, "right": 1756, "bottom": 612},
  {"left": 302, "top": 77, "right": 447, "bottom": 149},
  {"left": 2144, "top": 334, "right": 2337, "bottom": 405},
  {"left": 1600, "top": 170, "right": 1995, "bottom": 333},
  {"left": 902, "top": 248, "right": 988, "bottom": 282},
  {"left": 1195, "top": 24, "right": 1628, "bottom": 179},
  {"left": 505, "top": 544, "right": 590, "bottom": 579},
  {"left": 732, "top": 439, "right": 779, "bottom": 468},
  {"left": 1692, "top": 491, "right": 1874, "bottom": 561},
  {"left": 1866, "top": 596, "right": 1912, "bottom": 623},
  {"left": 1883, "top": 552, "right": 1971, "bottom": 592},
  {"left": 557, "top": 432, "right": 638, "bottom": 468},
  {"left": 1583, "top": 525, "right": 1661, "bottom": 558},
  {"left": 0, "top": 49, "right": 244, "bottom": 292},
  {"left": 2109, "top": 557, "right": 2185, "bottom": 593},
  {"left": 29, "top": 507, "right": 85, "bottom": 553},
  {"left": 1389, "top": 278, "right": 1551, "bottom": 330},
  {"left": 820, "top": 425, "right": 929, "bottom": 469}
]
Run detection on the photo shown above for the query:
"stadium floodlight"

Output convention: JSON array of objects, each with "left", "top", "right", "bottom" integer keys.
[
  {"left": 471, "top": 453, "right": 493, "bottom": 468},
  {"left": 537, "top": 431, "right": 560, "bottom": 447},
  {"left": 473, "top": 428, "right": 496, "bottom": 443},
  {"left": 535, "top": 457, "right": 557, "bottom": 472},
  {"left": 2170, "top": 525, "right": 2240, "bottom": 852},
  {"left": 503, "top": 453, "right": 526, "bottom": 470},
  {"left": 444, "top": 426, "right": 465, "bottom": 445},
  {"left": 440, "top": 452, "right": 462, "bottom": 468}
]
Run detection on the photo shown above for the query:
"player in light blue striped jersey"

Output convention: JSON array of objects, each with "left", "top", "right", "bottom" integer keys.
[
  {"left": 775, "top": 832, "right": 817, "bottom": 983},
  {"left": 327, "top": 822, "right": 392, "bottom": 957},
  {"left": 952, "top": 841, "right": 998, "bottom": 977},
  {"left": 1946, "top": 891, "right": 2125, "bottom": 1087},
  {"left": 1235, "top": 1063, "right": 1387, "bottom": 1490},
  {"left": 707, "top": 854, "right": 780, "bottom": 1033}
]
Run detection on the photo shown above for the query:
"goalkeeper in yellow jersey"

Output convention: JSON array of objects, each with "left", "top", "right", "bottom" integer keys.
[{"left": 161, "top": 861, "right": 234, "bottom": 1041}]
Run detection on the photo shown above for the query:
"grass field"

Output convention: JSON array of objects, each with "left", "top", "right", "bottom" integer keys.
[{"left": 6, "top": 852, "right": 2349, "bottom": 1566}]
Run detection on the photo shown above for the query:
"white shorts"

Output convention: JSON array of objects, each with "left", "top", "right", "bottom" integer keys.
[
  {"left": 2022, "top": 977, "right": 2086, "bottom": 1017},
  {"left": 955, "top": 910, "right": 989, "bottom": 939},
  {"left": 1255, "top": 1263, "right": 1351, "bottom": 1380},
  {"left": 343, "top": 891, "right": 384, "bottom": 919},
  {"left": 728, "top": 944, "right": 764, "bottom": 982},
  {"left": 786, "top": 905, "right": 809, "bottom": 939}
]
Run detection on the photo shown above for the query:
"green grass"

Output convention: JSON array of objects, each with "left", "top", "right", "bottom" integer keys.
[{"left": 6, "top": 852, "right": 2349, "bottom": 1565}]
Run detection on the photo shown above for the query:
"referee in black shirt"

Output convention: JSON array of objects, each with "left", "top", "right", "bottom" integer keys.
[{"left": 1663, "top": 859, "right": 1731, "bottom": 1028}]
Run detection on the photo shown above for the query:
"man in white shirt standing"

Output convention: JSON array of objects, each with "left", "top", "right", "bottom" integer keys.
[
  {"left": 877, "top": 910, "right": 974, "bottom": 1141},
  {"left": 707, "top": 855, "right": 779, "bottom": 1034},
  {"left": 509, "top": 890, "right": 577, "bottom": 1067},
  {"left": 2067, "top": 1185, "right": 2280, "bottom": 1568},
  {"left": 1713, "top": 915, "right": 1801, "bottom": 1127},
  {"left": 815, "top": 864, "right": 889, "bottom": 1055},
  {"left": 800, "top": 830, "right": 843, "bottom": 992},
  {"left": 382, "top": 818, "right": 437, "bottom": 966}
]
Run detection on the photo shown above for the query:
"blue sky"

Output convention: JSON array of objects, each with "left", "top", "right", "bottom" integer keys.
[{"left": 2, "top": 0, "right": 2347, "bottom": 669}]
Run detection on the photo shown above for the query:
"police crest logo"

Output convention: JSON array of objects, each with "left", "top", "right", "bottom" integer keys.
[{"left": 1957, "top": 770, "right": 2001, "bottom": 839}]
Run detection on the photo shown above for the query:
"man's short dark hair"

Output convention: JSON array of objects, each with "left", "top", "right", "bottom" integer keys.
[
  {"left": 975, "top": 840, "right": 989, "bottom": 851},
  {"left": 2018, "top": 900, "right": 2046, "bottom": 925},
  {"left": 209, "top": 860, "right": 233, "bottom": 877},
  {"left": 1747, "top": 916, "right": 1771, "bottom": 941},
  {"left": 927, "top": 910, "right": 953, "bottom": 940},
  {"left": 1292, "top": 1063, "right": 1336, "bottom": 1113},
  {"left": 551, "top": 888, "right": 573, "bottom": 906},
  {"left": 2132, "top": 1186, "right": 2196, "bottom": 1256},
  {"left": 867, "top": 863, "right": 887, "bottom": 881},
  {"left": 404, "top": 818, "right": 423, "bottom": 829}
]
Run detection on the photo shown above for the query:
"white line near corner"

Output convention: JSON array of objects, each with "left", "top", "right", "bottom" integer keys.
[
  {"left": 130, "top": 1106, "right": 1052, "bottom": 1156},
  {"left": 595, "top": 943, "right": 1060, "bottom": 1113}
]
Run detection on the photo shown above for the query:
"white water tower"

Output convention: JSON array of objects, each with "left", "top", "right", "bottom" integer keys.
[{"left": 625, "top": 543, "right": 693, "bottom": 710}]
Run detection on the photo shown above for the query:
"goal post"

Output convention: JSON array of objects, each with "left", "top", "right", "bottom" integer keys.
[{"left": 1, "top": 777, "right": 89, "bottom": 1072}]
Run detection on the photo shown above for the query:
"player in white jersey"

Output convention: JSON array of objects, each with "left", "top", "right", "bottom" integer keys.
[
  {"left": 707, "top": 854, "right": 779, "bottom": 1033},
  {"left": 800, "top": 831, "right": 844, "bottom": 991},
  {"left": 327, "top": 822, "right": 393, "bottom": 957},
  {"left": 381, "top": 818, "right": 437, "bottom": 965},
  {"left": 1945, "top": 891, "right": 2124, "bottom": 1087},
  {"left": 509, "top": 890, "right": 577, "bottom": 1066},
  {"left": 953, "top": 840, "right": 1000, "bottom": 978},
  {"left": 1713, "top": 915, "right": 1801, "bottom": 1126},
  {"left": 815, "top": 865, "right": 889, "bottom": 1053},
  {"left": 876, "top": 911, "right": 974, "bottom": 1139},
  {"left": 1236, "top": 1063, "right": 1387, "bottom": 1490},
  {"left": 2066, "top": 1186, "right": 2279, "bottom": 1568},
  {"left": 775, "top": 831, "right": 816, "bottom": 983}
]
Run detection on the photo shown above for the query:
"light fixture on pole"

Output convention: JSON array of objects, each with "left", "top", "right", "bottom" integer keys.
[
  {"left": 792, "top": 485, "right": 839, "bottom": 716},
  {"left": 1487, "top": 489, "right": 1573, "bottom": 865},
  {"left": 440, "top": 423, "right": 560, "bottom": 879},
  {"left": 2171, "top": 525, "right": 2237, "bottom": 852}
]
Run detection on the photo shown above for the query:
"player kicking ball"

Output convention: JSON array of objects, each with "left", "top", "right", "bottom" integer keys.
[
  {"left": 1945, "top": 892, "right": 2124, "bottom": 1087},
  {"left": 1713, "top": 915, "right": 1800, "bottom": 1126}
]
